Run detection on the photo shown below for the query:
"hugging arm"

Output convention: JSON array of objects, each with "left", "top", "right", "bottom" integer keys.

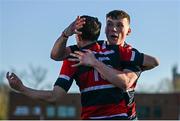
[
  {"left": 68, "top": 50, "right": 138, "bottom": 91},
  {"left": 141, "top": 54, "right": 160, "bottom": 71},
  {"left": 68, "top": 48, "right": 159, "bottom": 90}
]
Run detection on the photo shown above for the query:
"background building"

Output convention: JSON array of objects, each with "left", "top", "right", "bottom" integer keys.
[
  {"left": 172, "top": 65, "right": 180, "bottom": 92},
  {"left": 136, "top": 93, "right": 180, "bottom": 120},
  {"left": 8, "top": 92, "right": 81, "bottom": 120},
  {"left": 8, "top": 91, "right": 180, "bottom": 120}
]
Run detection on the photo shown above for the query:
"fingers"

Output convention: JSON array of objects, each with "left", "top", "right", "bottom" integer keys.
[
  {"left": 6, "top": 72, "right": 17, "bottom": 86},
  {"left": 6, "top": 72, "right": 15, "bottom": 80},
  {"left": 6, "top": 72, "right": 23, "bottom": 90},
  {"left": 69, "top": 51, "right": 84, "bottom": 67},
  {"left": 74, "top": 16, "right": 86, "bottom": 35},
  {"left": 71, "top": 63, "right": 81, "bottom": 67},
  {"left": 68, "top": 58, "right": 79, "bottom": 62},
  {"left": 70, "top": 53, "right": 81, "bottom": 59},
  {"left": 76, "top": 16, "right": 80, "bottom": 20},
  {"left": 64, "top": 16, "right": 85, "bottom": 36},
  {"left": 75, "top": 16, "right": 86, "bottom": 27},
  {"left": 74, "top": 51, "right": 84, "bottom": 56},
  {"left": 6, "top": 72, "right": 14, "bottom": 80},
  {"left": 6, "top": 72, "right": 21, "bottom": 84},
  {"left": 83, "top": 49, "right": 92, "bottom": 53},
  {"left": 74, "top": 29, "right": 82, "bottom": 35},
  {"left": 70, "top": 51, "right": 84, "bottom": 58},
  {"left": 12, "top": 72, "right": 19, "bottom": 79},
  {"left": 68, "top": 55, "right": 81, "bottom": 67},
  {"left": 70, "top": 50, "right": 93, "bottom": 60}
]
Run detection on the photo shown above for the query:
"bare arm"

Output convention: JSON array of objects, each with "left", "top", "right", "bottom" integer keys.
[
  {"left": 20, "top": 86, "right": 66, "bottom": 103},
  {"left": 92, "top": 60, "right": 138, "bottom": 90},
  {"left": 92, "top": 54, "right": 160, "bottom": 89},
  {"left": 69, "top": 50, "right": 138, "bottom": 91},
  {"left": 50, "top": 16, "right": 86, "bottom": 61},
  {"left": 142, "top": 54, "right": 160, "bottom": 71},
  {"left": 50, "top": 35, "right": 71, "bottom": 61},
  {"left": 6, "top": 72, "right": 66, "bottom": 103}
]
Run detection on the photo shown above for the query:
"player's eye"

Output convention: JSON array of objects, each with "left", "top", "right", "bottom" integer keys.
[
  {"left": 107, "top": 22, "right": 113, "bottom": 27},
  {"left": 117, "top": 23, "right": 123, "bottom": 28}
]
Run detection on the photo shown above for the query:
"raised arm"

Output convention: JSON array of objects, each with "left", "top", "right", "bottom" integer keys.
[
  {"left": 50, "top": 16, "right": 86, "bottom": 61},
  {"left": 6, "top": 72, "right": 66, "bottom": 103},
  {"left": 50, "top": 34, "right": 71, "bottom": 61}
]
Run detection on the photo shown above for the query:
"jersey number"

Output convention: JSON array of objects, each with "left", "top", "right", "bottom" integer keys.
[
  {"left": 94, "top": 69, "right": 99, "bottom": 81},
  {"left": 93, "top": 65, "right": 112, "bottom": 81}
]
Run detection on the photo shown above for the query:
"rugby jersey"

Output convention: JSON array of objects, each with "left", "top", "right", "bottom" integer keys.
[{"left": 54, "top": 41, "right": 143, "bottom": 119}]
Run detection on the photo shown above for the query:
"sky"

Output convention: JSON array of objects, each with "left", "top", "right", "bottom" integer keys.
[{"left": 0, "top": 0, "right": 180, "bottom": 92}]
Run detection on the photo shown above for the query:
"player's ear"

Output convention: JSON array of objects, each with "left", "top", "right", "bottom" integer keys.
[{"left": 127, "top": 28, "right": 131, "bottom": 36}]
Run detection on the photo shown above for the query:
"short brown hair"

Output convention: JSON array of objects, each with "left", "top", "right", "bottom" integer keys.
[
  {"left": 78, "top": 15, "right": 101, "bottom": 41},
  {"left": 106, "top": 10, "right": 130, "bottom": 24}
]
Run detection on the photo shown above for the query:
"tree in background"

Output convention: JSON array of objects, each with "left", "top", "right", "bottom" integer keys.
[
  {"left": 27, "top": 64, "right": 48, "bottom": 89},
  {"left": 7, "top": 64, "right": 48, "bottom": 89},
  {"left": 155, "top": 78, "right": 174, "bottom": 93},
  {"left": 0, "top": 64, "right": 48, "bottom": 119}
]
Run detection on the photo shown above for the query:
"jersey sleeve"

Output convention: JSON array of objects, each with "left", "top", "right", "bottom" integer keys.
[
  {"left": 54, "top": 59, "right": 78, "bottom": 92},
  {"left": 69, "top": 45, "right": 79, "bottom": 53},
  {"left": 118, "top": 46, "right": 144, "bottom": 67}
]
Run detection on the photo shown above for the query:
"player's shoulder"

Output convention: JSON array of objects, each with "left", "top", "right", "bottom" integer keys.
[
  {"left": 124, "top": 43, "right": 141, "bottom": 53},
  {"left": 124, "top": 42, "right": 132, "bottom": 49}
]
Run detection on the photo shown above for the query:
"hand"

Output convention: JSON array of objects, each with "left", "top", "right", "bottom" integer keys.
[
  {"left": 68, "top": 49, "right": 97, "bottom": 67},
  {"left": 63, "top": 16, "right": 86, "bottom": 37},
  {"left": 6, "top": 72, "right": 24, "bottom": 92}
]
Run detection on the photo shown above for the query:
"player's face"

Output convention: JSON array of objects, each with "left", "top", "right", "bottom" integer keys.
[{"left": 105, "top": 17, "right": 131, "bottom": 46}]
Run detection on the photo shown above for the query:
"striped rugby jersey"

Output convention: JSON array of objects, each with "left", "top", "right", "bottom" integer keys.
[{"left": 54, "top": 41, "right": 143, "bottom": 119}]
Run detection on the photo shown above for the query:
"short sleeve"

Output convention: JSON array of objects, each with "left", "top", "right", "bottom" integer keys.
[
  {"left": 118, "top": 46, "right": 144, "bottom": 67},
  {"left": 54, "top": 59, "right": 78, "bottom": 92}
]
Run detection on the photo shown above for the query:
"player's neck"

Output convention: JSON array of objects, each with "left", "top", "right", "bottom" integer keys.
[
  {"left": 119, "top": 41, "right": 125, "bottom": 46},
  {"left": 78, "top": 40, "right": 96, "bottom": 48},
  {"left": 106, "top": 40, "right": 125, "bottom": 46}
]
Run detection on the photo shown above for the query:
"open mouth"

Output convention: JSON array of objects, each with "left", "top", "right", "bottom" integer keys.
[{"left": 110, "top": 35, "right": 118, "bottom": 40}]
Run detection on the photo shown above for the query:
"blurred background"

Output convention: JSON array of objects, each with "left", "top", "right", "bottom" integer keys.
[{"left": 0, "top": 0, "right": 180, "bottom": 120}]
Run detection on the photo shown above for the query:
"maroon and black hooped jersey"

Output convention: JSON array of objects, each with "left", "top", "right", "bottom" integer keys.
[{"left": 54, "top": 41, "right": 143, "bottom": 119}]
